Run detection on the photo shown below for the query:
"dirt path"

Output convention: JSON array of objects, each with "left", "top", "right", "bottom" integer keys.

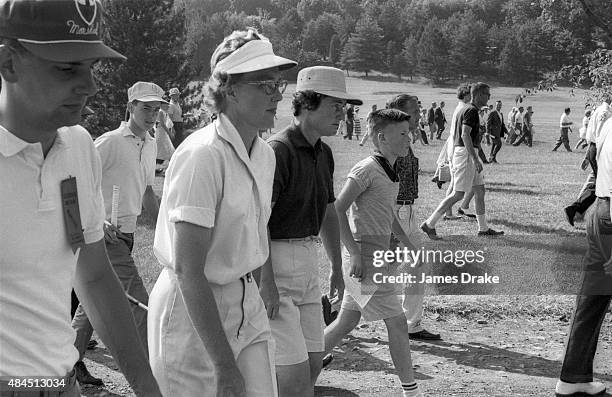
[{"left": 80, "top": 313, "right": 612, "bottom": 397}]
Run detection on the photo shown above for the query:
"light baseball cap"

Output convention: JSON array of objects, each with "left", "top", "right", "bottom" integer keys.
[
  {"left": 168, "top": 87, "right": 180, "bottom": 96},
  {"left": 0, "top": 0, "right": 125, "bottom": 62},
  {"left": 128, "top": 82, "right": 167, "bottom": 103},
  {"left": 296, "top": 66, "right": 363, "bottom": 105},
  {"left": 214, "top": 39, "right": 296, "bottom": 75}
]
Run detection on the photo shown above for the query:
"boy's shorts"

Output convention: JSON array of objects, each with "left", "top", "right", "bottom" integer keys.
[
  {"left": 452, "top": 147, "right": 484, "bottom": 192},
  {"left": 341, "top": 292, "right": 404, "bottom": 322}
]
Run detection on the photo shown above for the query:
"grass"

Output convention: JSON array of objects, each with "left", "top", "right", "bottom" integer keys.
[{"left": 134, "top": 76, "right": 598, "bottom": 318}]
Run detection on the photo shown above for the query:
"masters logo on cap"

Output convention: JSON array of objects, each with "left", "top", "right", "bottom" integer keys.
[{"left": 0, "top": 0, "right": 125, "bottom": 62}]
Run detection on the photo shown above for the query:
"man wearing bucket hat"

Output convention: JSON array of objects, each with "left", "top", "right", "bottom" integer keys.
[
  {"left": 71, "top": 81, "right": 164, "bottom": 385},
  {"left": 261, "top": 65, "right": 360, "bottom": 396},
  {"left": 167, "top": 87, "right": 184, "bottom": 147},
  {"left": 0, "top": 0, "right": 161, "bottom": 396},
  {"left": 149, "top": 29, "right": 296, "bottom": 397}
]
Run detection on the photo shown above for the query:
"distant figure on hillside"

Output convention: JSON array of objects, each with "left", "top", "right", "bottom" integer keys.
[
  {"left": 167, "top": 87, "right": 184, "bottom": 148},
  {"left": 486, "top": 100, "right": 507, "bottom": 163},
  {"left": 552, "top": 107, "right": 573, "bottom": 152}
]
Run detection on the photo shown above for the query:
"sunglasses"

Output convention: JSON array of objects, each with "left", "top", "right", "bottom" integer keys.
[{"left": 241, "top": 80, "right": 288, "bottom": 96}]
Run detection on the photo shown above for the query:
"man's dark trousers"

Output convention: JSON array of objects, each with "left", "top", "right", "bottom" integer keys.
[{"left": 560, "top": 198, "right": 612, "bottom": 383}]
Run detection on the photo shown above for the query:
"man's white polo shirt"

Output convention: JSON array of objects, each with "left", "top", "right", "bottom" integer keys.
[
  {"left": 95, "top": 122, "right": 156, "bottom": 233},
  {"left": 0, "top": 125, "right": 105, "bottom": 376},
  {"left": 154, "top": 113, "right": 275, "bottom": 285}
]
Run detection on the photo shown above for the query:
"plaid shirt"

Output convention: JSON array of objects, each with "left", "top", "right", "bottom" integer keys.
[{"left": 395, "top": 146, "right": 419, "bottom": 203}]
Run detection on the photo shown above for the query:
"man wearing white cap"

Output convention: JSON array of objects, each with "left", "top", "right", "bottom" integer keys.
[
  {"left": 262, "top": 66, "right": 361, "bottom": 396},
  {"left": 0, "top": 0, "right": 161, "bottom": 395},
  {"left": 167, "top": 86, "right": 184, "bottom": 147},
  {"left": 71, "top": 81, "right": 163, "bottom": 384}
]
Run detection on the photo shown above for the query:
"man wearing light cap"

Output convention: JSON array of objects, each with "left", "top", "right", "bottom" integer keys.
[
  {"left": 0, "top": 0, "right": 161, "bottom": 396},
  {"left": 167, "top": 87, "right": 184, "bottom": 147},
  {"left": 261, "top": 66, "right": 360, "bottom": 396},
  {"left": 71, "top": 81, "right": 163, "bottom": 385}
]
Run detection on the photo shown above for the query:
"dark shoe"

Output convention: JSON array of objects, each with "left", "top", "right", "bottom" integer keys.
[
  {"left": 564, "top": 206, "right": 576, "bottom": 227},
  {"left": 420, "top": 222, "right": 441, "bottom": 240},
  {"left": 436, "top": 180, "right": 445, "bottom": 189},
  {"left": 477, "top": 228, "right": 504, "bottom": 236},
  {"left": 443, "top": 215, "right": 462, "bottom": 221},
  {"left": 555, "top": 380, "right": 606, "bottom": 396},
  {"left": 86, "top": 339, "right": 98, "bottom": 350},
  {"left": 75, "top": 361, "right": 103, "bottom": 386},
  {"left": 321, "top": 295, "right": 338, "bottom": 326},
  {"left": 409, "top": 329, "right": 442, "bottom": 341},
  {"left": 458, "top": 208, "right": 477, "bottom": 219},
  {"left": 490, "top": 158, "right": 498, "bottom": 163},
  {"left": 322, "top": 353, "right": 334, "bottom": 369}
]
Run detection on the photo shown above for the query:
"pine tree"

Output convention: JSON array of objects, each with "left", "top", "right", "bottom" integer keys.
[{"left": 340, "top": 15, "right": 384, "bottom": 77}]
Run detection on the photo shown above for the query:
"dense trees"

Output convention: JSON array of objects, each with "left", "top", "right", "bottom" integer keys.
[{"left": 87, "top": 0, "right": 609, "bottom": 132}]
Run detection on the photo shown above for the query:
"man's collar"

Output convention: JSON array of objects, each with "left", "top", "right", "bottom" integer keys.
[
  {"left": 120, "top": 121, "right": 154, "bottom": 142},
  {"left": 0, "top": 125, "right": 70, "bottom": 157},
  {"left": 286, "top": 122, "right": 322, "bottom": 150}
]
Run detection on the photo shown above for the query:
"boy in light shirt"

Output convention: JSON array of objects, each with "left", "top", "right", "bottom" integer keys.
[{"left": 321, "top": 109, "right": 424, "bottom": 397}]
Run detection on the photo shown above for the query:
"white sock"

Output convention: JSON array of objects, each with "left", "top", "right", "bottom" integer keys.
[
  {"left": 476, "top": 214, "right": 488, "bottom": 231},
  {"left": 402, "top": 382, "right": 422, "bottom": 397},
  {"left": 426, "top": 211, "right": 443, "bottom": 227}
]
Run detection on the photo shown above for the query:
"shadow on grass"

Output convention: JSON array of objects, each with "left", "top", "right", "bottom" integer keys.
[
  {"left": 327, "top": 335, "right": 432, "bottom": 381},
  {"left": 408, "top": 340, "right": 612, "bottom": 382},
  {"left": 315, "top": 386, "right": 360, "bottom": 396},
  {"left": 487, "top": 218, "right": 582, "bottom": 235},
  {"left": 486, "top": 186, "right": 547, "bottom": 196}
]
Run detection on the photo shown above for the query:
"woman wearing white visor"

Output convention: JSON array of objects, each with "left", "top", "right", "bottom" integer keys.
[{"left": 148, "top": 29, "right": 296, "bottom": 397}]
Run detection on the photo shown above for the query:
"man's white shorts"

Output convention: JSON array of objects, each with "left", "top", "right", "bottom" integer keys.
[{"left": 452, "top": 146, "right": 484, "bottom": 192}]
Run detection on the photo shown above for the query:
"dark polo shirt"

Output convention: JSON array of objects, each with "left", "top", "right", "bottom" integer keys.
[
  {"left": 453, "top": 103, "right": 481, "bottom": 148},
  {"left": 268, "top": 123, "right": 335, "bottom": 239}
]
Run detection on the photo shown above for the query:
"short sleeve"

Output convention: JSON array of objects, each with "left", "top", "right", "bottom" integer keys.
[
  {"left": 93, "top": 133, "right": 113, "bottom": 174},
  {"left": 269, "top": 140, "right": 291, "bottom": 204},
  {"left": 165, "top": 144, "right": 222, "bottom": 228},
  {"left": 347, "top": 160, "right": 373, "bottom": 191},
  {"left": 463, "top": 107, "right": 479, "bottom": 128},
  {"left": 81, "top": 132, "right": 105, "bottom": 244}
]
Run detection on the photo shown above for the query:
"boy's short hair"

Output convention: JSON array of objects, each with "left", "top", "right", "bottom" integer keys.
[
  {"left": 386, "top": 94, "right": 418, "bottom": 112},
  {"left": 367, "top": 109, "right": 410, "bottom": 148},
  {"left": 564, "top": 107, "right": 571, "bottom": 113}
]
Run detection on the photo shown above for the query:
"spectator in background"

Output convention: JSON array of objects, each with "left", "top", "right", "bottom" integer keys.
[
  {"left": 167, "top": 87, "right": 184, "bottom": 147},
  {"left": 552, "top": 107, "right": 573, "bottom": 152},
  {"left": 155, "top": 100, "right": 175, "bottom": 175},
  {"left": 344, "top": 104, "right": 355, "bottom": 140},
  {"left": 359, "top": 104, "right": 378, "bottom": 146},
  {"left": 427, "top": 102, "right": 437, "bottom": 141},
  {"left": 434, "top": 101, "right": 447, "bottom": 140},
  {"left": 487, "top": 100, "right": 507, "bottom": 163},
  {"left": 71, "top": 81, "right": 163, "bottom": 385},
  {"left": 574, "top": 109, "right": 591, "bottom": 150},
  {"left": 418, "top": 108, "right": 429, "bottom": 145},
  {"left": 513, "top": 106, "right": 533, "bottom": 147}
]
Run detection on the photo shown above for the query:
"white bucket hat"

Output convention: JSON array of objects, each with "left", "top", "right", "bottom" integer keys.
[
  {"left": 128, "top": 82, "right": 168, "bottom": 103},
  {"left": 214, "top": 40, "right": 297, "bottom": 75},
  {"left": 296, "top": 66, "right": 363, "bottom": 105}
]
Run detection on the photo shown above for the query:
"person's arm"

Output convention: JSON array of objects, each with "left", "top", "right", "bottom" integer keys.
[
  {"left": 391, "top": 218, "right": 417, "bottom": 252},
  {"left": 74, "top": 240, "right": 162, "bottom": 397},
  {"left": 319, "top": 202, "right": 344, "bottom": 300},
  {"left": 461, "top": 124, "right": 482, "bottom": 172},
  {"left": 258, "top": 226, "right": 279, "bottom": 319},
  {"left": 334, "top": 178, "right": 365, "bottom": 280},
  {"left": 173, "top": 221, "right": 246, "bottom": 397},
  {"left": 143, "top": 185, "right": 160, "bottom": 221}
]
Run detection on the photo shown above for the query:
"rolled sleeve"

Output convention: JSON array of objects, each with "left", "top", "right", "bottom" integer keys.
[
  {"left": 165, "top": 143, "right": 221, "bottom": 228},
  {"left": 82, "top": 133, "right": 105, "bottom": 244}
]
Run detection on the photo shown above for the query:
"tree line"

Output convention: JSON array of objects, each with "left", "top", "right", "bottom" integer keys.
[{"left": 83, "top": 0, "right": 611, "bottom": 135}]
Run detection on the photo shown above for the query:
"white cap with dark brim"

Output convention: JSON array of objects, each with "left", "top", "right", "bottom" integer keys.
[{"left": 214, "top": 40, "right": 296, "bottom": 75}]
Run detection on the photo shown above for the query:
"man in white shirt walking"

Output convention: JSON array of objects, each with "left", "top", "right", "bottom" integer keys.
[{"left": 552, "top": 107, "right": 573, "bottom": 152}]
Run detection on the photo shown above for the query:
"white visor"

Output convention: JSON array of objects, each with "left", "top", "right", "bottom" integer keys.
[{"left": 214, "top": 40, "right": 297, "bottom": 75}]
